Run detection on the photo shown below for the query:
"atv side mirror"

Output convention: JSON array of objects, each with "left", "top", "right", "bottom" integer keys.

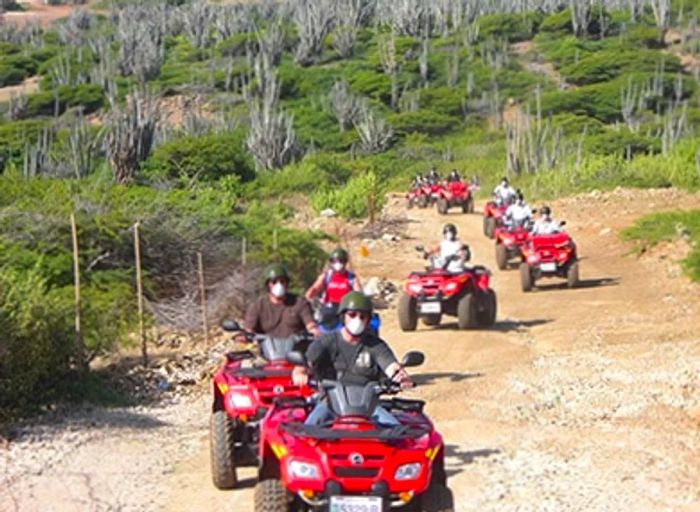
[
  {"left": 221, "top": 320, "right": 241, "bottom": 332},
  {"left": 286, "top": 350, "right": 308, "bottom": 367},
  {"left": 401, "top": 351, "right": 425, "bottom": 368},
  {"left": 415, "top": 245, "right": 424, "bottom": 252},
  {"left": 560, "top": 221, "right": 567, "bottom": 227}
]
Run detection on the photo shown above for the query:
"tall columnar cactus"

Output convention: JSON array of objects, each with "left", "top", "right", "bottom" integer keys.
[
  {"left": 293, "top": 0, "right": 335, "bottom": 66},
  {"left": 116, "top": 4, "right": 166, "bottom": 84},
  {"left": 331, "top": 0, "right": 372, "bottom": 58},
  {"left": 104, "top": 88, "right": 159, "bottom": 184},
  {"left": 328, "top": 79, "right": 362, "bottom": 132}
]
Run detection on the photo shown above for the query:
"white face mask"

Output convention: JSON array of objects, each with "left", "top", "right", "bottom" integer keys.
[
  {"left": 332, "top": 262, "right": 345, "bottom": 272},
  {"left": 270, "top": 282, "right": 286, "bottom": 298},
  {"left": 444, "top": 233, "right": 455, "bottom": 241},
  {"left": 345, "top": 316, "right": 366, "bottom": 336}
]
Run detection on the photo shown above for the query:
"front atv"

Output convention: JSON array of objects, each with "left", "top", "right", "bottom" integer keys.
[
  {"left": 436, "top": 181, "right": 474, "bottom": 215},
  {"left": 210, "top": 323, "right": 313, "bottom": 489},
  {"left": 398, "top": 249, "right": 497, "bottom": 331},
  {"left": 519, "top": 231, "right": 579, "bottom": 292},
  {"left": 255, "top": 351, "right": 454, "bottom": 512}
]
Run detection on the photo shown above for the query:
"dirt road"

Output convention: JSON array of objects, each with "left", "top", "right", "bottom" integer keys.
[{"left": 2, "top": 188, "right": 699, "bottom": 511}]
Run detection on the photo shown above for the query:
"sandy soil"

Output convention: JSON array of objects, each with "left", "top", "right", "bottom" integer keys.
[{"left": 1, "top": 188, "right": 699, "bottom": 511}]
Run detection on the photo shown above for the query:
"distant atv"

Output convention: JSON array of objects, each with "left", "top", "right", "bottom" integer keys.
[
  {"left": 494, "top": 221, "right": 532, "bottom": 270},
  {"left": 209, "top": 321, "right": 313, "bottom": 489},
  {"left": 519, "top": 227, "right": 579, "bottom": 291},
  {"left": 425, "top": 182, "right": 443, "bottom": 206},
  {"left": 483, "top": 201, "right": 508, "bottom": 238},
  {"left": 398, "top": 247, "right": 497, "bottom": 330},
  {"left": 436, "top": 180, "right": 475, "bottom": 215},
  {"left": 406, "top": 186, "right": 429, "bottom": 209}
]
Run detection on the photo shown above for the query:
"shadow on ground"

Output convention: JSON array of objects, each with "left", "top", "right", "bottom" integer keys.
[
  {"left": 444, "top": 444, "right": 501, "bottom": 477},
  {"left": 490, "top": 318, "right": 553, "bottom": 333},
  {"left": 413, "top": 372, "right": 484, "bottom": 386},
  {"left": 535, "top": 277, "right": 619, "bottom": 291}
]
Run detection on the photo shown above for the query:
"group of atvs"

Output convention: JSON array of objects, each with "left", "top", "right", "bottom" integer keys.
[
  {"left": 211, "top": 322, "right": 449, "bottom": 512},
  {"left": 406, "top": 174, "right": 478, "bottom": 215}
]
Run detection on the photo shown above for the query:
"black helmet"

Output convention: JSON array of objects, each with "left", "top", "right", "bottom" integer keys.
[
  {"left": 541, "top": 206, "right": 552, "bottom": 216},
  {"left": 329, "top": 248, "right": 349, "bottom": 263},
  {"left": 501, "top": 176, "right": 509, "bottom": 184},
  {"left": 263, "top": 263, "right": 289, "bottom": 284},
  {"left": 516, "top": 189, "right": 524, "bottom": 201},
  {"left": 339, "top": 291, "right": 373, "bottom": 314},
  {"left": 443, "top": 223, "right": 457, "bottom": 236}
]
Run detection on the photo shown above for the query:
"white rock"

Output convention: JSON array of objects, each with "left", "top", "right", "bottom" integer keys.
[{"left": 320, "top": 208, "right": 336, "bottom": 217}]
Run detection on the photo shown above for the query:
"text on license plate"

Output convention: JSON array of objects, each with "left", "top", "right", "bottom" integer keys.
[
  {"left": 540, "top": 262, "right": 557, "bottom": 272},
  {"left": 420, "top": 302, "right": 441, "bottom": 314},
  {"left": 330, "top": 496, "right": 383, "bottom": 512}
]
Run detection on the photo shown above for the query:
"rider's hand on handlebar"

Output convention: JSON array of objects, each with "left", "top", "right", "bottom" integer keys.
[
  {"left": 292, "top": 366, "right": 309, "bottom": 387},
  {"left": 391, "top": 365, "right": 414, "bottom": 390}
]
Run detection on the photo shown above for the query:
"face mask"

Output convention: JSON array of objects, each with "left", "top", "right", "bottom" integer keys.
[
  {"left": 270, "top": 282, "right": 286, "bottom": 298},
  {"left": 345, "top": 316, "right": 366, "bottom": 336},
  {"left": 444, "top": 233, "right": 455, "bottom": 241},
  {"left": 332, "top": 262, "right": 345, "bottom": 272}
]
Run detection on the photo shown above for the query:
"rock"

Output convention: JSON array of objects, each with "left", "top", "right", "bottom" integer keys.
[
  {"left": 381, "top": 233, "right": 400, "bottom": 242},
  {"left": 363, "top": 277, "right": 382, "bottom": 297},
  {"left": 599, "top": 228, "right": 612, "bottom": 236},
  {"left": 320, "top": 208, "right": 336, "bottom": 217}
]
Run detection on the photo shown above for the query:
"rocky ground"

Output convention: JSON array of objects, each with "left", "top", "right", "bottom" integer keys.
[{"left": 1, "top": 188, "right": 700, "bottom": 512}]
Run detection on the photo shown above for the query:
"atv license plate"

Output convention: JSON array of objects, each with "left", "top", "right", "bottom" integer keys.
[
  {"left": 330, "top": 496, "right": 382, "bottom": 512},
  {"left": 540, "top": 262, "right": 557, "bottom": 272},
  {"left": 420, "top": 302, "right": 441, "bottom": 314}
]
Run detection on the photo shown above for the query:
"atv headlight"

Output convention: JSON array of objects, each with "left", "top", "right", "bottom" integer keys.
[
  {"left": 408, "top": 283, "right": 423, "bottom": 294},
  {"left": 229, "top": 393, "right": 253, "bottom": 410},
  {"left": 288, "top": 460, "right": 320, "bottom": 480},
  {"left": 394, "top": 463, "right": 422, "bottom": 481}
]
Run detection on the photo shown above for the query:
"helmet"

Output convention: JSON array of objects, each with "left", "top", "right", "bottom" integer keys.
[
  {"left": 450, "top": 169, "right": 458, "bottom": 176},
  {"left": 516, "top": 189, "right": 524, "bottom": 201},
  {"left": 329, "top": 248, "right": 349, "bottom": 263},
  {"left": 501, "top": 176, "right": 509, "bottom": 185},
  {"left": 338, "top": 291, "right": 373, "bottom": 314},
  {"left": 443, "top": 223, "right": 457, "bottom": 236},
  {"left": 541, "top": 206, "right": 551, "bottom": 216},
  {"left": 263, "top": 263, "right": 289, "bottom": 284}
]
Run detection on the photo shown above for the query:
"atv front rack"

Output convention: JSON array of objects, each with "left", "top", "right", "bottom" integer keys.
[
  {"left": 280, "top": 421, "right": 430, "bottom": 441},
  {"left": 380, "top": 397, "right": 425, "bottom": 414}
]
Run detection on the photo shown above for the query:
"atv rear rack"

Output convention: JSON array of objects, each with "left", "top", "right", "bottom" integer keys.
[
  {"left": 280, "top": 421, "right": 430, "bottom": 441},
  {"left": 380, "top": 398, "right": 425, "bottom": 414},
  {"left": 226, "top": 367, "right": 293, "bottom": 379}
]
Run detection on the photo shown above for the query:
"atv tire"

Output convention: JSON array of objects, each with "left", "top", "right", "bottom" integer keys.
[
  {"left": 418, "top": 195, "right": 428, "bottom": 208},
  {"left": 254, "top": 479, "right": 288, "bottom": 512},
  {"left": 495, "top": 244, "right": 508, "bottom": 270},
  {"left": 420, "top": 483, "right": 455, "bottom": 512},
  {"left": 437, "top": 198, "right": 449, "bottom": 215},
  {"left": 520, "top": 262, "right": 533, "bottom": 292},
  {"left": 478, "top": 289, "right": 497, "bottom": 326},
  {"left": 484, "top": 217, "right": 496, "bottom": 238},
  {"left": 421, "top": 314, "right": 442, "bottom": 327},
  {"left": 407, "top": 198, "right": 414, "bottom": 209},
  {"left": 457, "top": 292, "right": 478, "bottom": 329},
  {"left": 461, "top": 197, "right": 473, "bottom": 214},
  {"left": 398, "top": 293, "right": 418, "bottom": 331},
  {"left": 210, "top": 411, "right": 237, "bottom": 489},
  {"left": 567, "top": 261, "right": 579, "bottom": 289}
]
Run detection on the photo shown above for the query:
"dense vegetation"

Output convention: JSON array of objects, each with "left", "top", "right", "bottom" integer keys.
[{"left": 1, "top": 0, "right": 700, "bottom": 417}]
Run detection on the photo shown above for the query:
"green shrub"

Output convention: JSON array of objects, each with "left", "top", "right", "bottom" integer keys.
[
  {"left": 143, "top": 130, "right": 254, "bottom": 183},
  {"left": 419, "top": 86, "right": 465, "bottom": 117},
  {"left": 311, "top": 170, "right": 386, "bottom": 220},
  {"left": 254, "top": 153, "right": 353, "bottom": 197},
  {"left": 560, "top": 50, "right": 680, "bottom": 85},
  {"left": 23, "top": 84, "right": 104, "bottom": 118},
  {"left": 585, "top": 128, "right": 660, "bottom": 156},
  {"left": 285, "top": 100, "right": 352, "bottom": 151},
  {"left": 217, "top": 32, "right": 255, "bottom": 57},
  {"left": 539, "top": 8, "right": 574, "bottom": 34},
  {"left": 623, "top": 25, "right": 665, "bottom": 48},
  {"left": 549, "top": 113, "right": 605, "bottom": 136},
  {"left": 478, "top": 12, "right": 543, "bottom": 42},
  {"left": 390, "top": 109, "right": 458, "bottom": 136}
]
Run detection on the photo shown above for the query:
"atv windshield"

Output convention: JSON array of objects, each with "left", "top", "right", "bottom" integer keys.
[{"left": 259, "top": 336, "right": 303, "bottom": 361}]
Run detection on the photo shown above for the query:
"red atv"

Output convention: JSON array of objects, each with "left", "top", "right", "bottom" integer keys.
[
  {"left": 425, "top": 182, "right": 443, "bottom": 206},
  {"left": 254, "top": 350, "right": 454, "bottom": 512},
  {"left": 519, "top": 228, "right": 579, "bottom": 292},
  {"left": 398, "top": 247, "right": 497, "bottom": 330},
  {"left": 494, "top": 221, "right": 532, "bottom": 270},
  {"left": 210, "top": 321, "right": 313, "bottom": 489},
  {"left": 483, "top": 200, "right": 508, "bottom": 238},
  {"left": 436, "top": 180, "right": 474, "bottom": 215},
  {"left": 406, "top": 186, "right": 428, "bottom": 209}
]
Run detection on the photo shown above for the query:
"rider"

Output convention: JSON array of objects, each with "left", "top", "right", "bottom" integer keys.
[
  {"left": 426, "top": 223, "right": 471, "bottom": 273},
  {"left": 530, "top": 206, "right": 562, "bottom": 235},
  {"left": 493, "top": 176, "right": 517, "bottom": 206},
  {"left": 292, "top": 292, "right": 413, "bottom": 426},
  {"left": 505, "top": 190, "right": 532, "bottom": 229},
  {"left": 244, "top": 263, "right": 321, "bottom": 338},
  {"left": 447, "top": 169, "right": 462, "bottom": 183},
  {"left": 305, "top": 248, "right": 362, "bottom": 306},
  {"left": 427, "top": 166, "right": 440, "bottom": 184},
  {"left": 411, "top": 173, "right": 425, "bottom": 189}
]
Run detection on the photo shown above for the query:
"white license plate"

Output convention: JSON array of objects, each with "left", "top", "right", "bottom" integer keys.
[
  {"left": 420, "top": 302, "right": 441, "bottom": 314},
  {"left": 330, "top": 496, "right": 383, "bottom": 512},
  {"left": 540, "top": 262, "right": 557, "bottom": 272}
]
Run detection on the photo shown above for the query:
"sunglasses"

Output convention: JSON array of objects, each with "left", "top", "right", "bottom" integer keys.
[
  {"left": 345, "top": 311, "right": 369, "bottom": 321},
  {"left": 269, "top": 278, "right": 287, "bottom": 285},
  {"left": 329, "top": 258, "right": 347, "bottom": 264}
]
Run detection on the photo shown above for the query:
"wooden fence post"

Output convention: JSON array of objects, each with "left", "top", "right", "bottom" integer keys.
[
  {"left": 70, "top": 213, "right": 86, "bottom": 369},
  {"left": 133, "top": 222, "right": 147, "bottom": 366},
  {"left": 197, "top": 251, "right": 209, "bottom": 345}
]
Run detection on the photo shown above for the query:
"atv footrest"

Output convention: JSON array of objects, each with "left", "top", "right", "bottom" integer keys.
[{"left": 380, "top": 398, "right": 425, "bottom": 414}]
